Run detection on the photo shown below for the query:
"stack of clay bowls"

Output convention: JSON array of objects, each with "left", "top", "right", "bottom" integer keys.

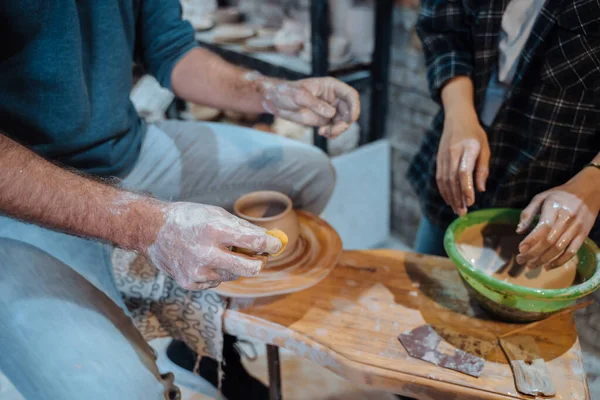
[
  {"left": 210, "top": 7, "right": 241, "bottom": 25},
  {"left": 213, "top": 24, "right": 255, "bottom": 44},
  {"left": 274, "top": 20, "right": 305, "bottom": 56},
  {"left": 300, "top": 36, "right": 352, "bottom": 65}
]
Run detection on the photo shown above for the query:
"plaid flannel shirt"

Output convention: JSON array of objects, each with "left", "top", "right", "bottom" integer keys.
[{"left": 408, "top": 0, "right": 600, "bottom": 241}]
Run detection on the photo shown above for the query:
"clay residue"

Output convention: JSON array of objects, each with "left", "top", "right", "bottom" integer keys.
[{"left": 455, "top": 223, "right": 578, "bottom": 289}]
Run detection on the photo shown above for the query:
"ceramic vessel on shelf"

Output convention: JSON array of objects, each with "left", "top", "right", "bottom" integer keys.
[
  {"left": 234, "top": 191, "right": 300, "bottom": 261},
  {"left": 444, "top": 208, "right": 600, "bottom": 322},
  {"left": 186, "top": 15, "right": 215, "bottom": 32},
  {"left": 244, "top": 36, "right": 275, "bottom": 52},
  {"left": 210, "top": 7, "right": 241, "bottom": 24},
  {"left": 346, "top": 5, "right": 374, "bottom": 62},
  {"left": 274, "top": 19, "right": 304, "bottom": 55},
  {"left": 301, "top": 36, "right": 351, "bottom": 65},
  {"left": 213, "top": 24, "right": 255, "bottom": 44}
]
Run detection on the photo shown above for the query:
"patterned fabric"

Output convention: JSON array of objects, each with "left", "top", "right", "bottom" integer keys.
[
  {"left": 112, "top": 248, "right": 226, "bottom": 362},
  {"left": 408, "top": 0, "right": 600, "bottom": 241}
]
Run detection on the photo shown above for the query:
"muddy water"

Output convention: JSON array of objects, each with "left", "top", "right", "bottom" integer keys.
[{"left": 455, "top": 223, "right": 578, "bottom": 289}]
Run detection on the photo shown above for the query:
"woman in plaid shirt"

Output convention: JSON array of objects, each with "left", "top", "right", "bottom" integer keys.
[{"left": 408, "top": 0, "right": 600, "bottom": 270}]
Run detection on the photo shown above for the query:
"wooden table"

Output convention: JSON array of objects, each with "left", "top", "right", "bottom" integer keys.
[{"left": 225, "top": 250, "right": 589, "bottom": 400}]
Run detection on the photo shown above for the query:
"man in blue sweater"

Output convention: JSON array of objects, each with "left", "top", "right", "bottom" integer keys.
[{"left": 0, "top": 2, "right": 359, "bottom": 399}]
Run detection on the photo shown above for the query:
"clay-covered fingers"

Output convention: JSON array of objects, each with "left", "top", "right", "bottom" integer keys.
[
  {"left": 303, "top": 78, "right": 360, "bottom": 130},
  {"left": 458, "top": 144, "right": 479, "bottom": 208},
  {"left": 516, "top": 193, "right": 547, "bottom": 234},
  {"left": 475, "top": 140, "right": 490, "bottom": 193},
  {"left": 445, "top": 148, "right": 467, "bottom": 215},
  {"left": 551, "top": 233, "right": 585, "bottom": 269},
  {"left": 537, "top": 222, "right": 579, "bottom": 270},
  {"left": 318, "top": 121, "right": 350, "bottom": 139},
  {"left": 516, "top": 199, "right": 559, "bottom": 267},
  {"left": 222, "top": 224, "right": 283, "bottom": 256},
  {"left": 212, "top": 268, "right": 240, "bottom": 282},
  {"left": 208, "top": 248, "right": 265, "bottom": 277},
  {"left": 277, "top": 108, "right": 332, "bottom": 127},
  {"left": 524, "top": 222, "right": 575, "bottom": 270},
  {"left": 448, "top": 155, "right": 466, "bottom": 215},
  {"left": 327, "top": 79, "right": 360, "bottom": 124},
  {"left": 289, "top": 87, "right": 336, "bottom": 120},
  {"left": 317, "top": 99, "right": 353, "bottom": 138}
]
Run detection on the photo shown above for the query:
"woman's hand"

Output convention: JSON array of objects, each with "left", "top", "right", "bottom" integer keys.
[
  {"left": 436, "top": 76, "right": 490, "bottom": 215},
  {"left": 516, "top": 167, "right": 600, "bottom": 269},
  {"left": 437, "top": 107, "right": 490, "bottom": 216}
]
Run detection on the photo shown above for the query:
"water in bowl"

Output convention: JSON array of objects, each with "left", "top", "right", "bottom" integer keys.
[{"left": 455, "top": 222, "right": 578, "bottom": 290}]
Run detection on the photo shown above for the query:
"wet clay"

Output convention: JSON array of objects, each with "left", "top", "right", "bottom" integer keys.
[
  {"left": 234, "top": 191, "right": 300, "bottom": 262},
  {"left": 455, "top": 223, "right": 578, "bottom": 289}
]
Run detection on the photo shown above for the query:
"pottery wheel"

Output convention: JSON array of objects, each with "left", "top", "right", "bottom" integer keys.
[{"left": 213, "top": 211, "right": 342, "bottom": 298}]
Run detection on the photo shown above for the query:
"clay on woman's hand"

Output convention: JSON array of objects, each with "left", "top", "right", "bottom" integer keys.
[{"left": 516, "top": 170, "right": 600, "bottom": 270}]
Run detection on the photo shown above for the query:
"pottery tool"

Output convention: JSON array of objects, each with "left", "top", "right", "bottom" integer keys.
[
  {"left": 398, "top": 325, "right": 487, "bottom": 377},
  {"left": 495, "top": 300, "right": 592, "bottom": 397},
  {"left": 231, "top": 229, "right": 288, "bottom": 257},
  {"left": 499, "top": 335, "right": 555, "bottom": 397}
]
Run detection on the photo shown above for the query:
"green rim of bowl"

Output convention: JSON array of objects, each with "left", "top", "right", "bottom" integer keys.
[{"left": 444, "top": 208, "right": 600, "bottom": 300}]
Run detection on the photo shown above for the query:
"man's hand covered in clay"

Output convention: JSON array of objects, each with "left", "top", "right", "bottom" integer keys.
[
  {"left": 255, "top": 74, "right": 361, "bottom": 139},
  {"left": 145, "top": 202, "right": 282, "bottom": 291},
  {"left": 516, "top": 163, "right": 600, "bottom": 270}
]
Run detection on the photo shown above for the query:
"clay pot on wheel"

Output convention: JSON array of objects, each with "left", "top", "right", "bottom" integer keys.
[{"left": 234, "top": 191, "right": 299, "bottom": 261}]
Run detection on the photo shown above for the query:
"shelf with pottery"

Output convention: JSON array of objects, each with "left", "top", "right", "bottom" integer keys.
[
  {"left": 222, "top": 249, "right": 590, "bottom": 400},
  {"left": 179, "top": 102, "right": 362, "bottom": 157},
  {"left": 183, "top": 0, "right": 394, "bottom": 154},
  {"left": 194, "top": 29, "right": 372, "bottom": 88}
]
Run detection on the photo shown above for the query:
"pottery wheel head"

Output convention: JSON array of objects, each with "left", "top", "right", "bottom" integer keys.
[{"left": 213, "top": 211, "right": 342, "bottom": 298}]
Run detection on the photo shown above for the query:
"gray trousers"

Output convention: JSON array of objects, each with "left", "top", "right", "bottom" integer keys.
[{"left": 0, "top": 121, "right": 334, "bottom": 400}]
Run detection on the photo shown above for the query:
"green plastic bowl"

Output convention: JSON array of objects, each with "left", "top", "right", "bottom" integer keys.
[{"left": 444, "top": 208, "right": 600, "bottom": 322}]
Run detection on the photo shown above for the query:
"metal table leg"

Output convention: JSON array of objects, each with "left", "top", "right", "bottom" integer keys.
[
  {"left": 267, "top": 344, "right": 282, "bottom": 400},
  {"left": 310, "top": 0, "right": 330, "bottom": 154},
  {"left": 368, "top": 0, "right": 394, "bottom": 144}
]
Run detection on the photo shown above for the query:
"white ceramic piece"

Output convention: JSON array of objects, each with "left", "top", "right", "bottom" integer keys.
[
  {"left": 210, "top": 7, "right": 241, "bottom": 25},
  {"left": 346, "top": 5, "right": 375, "bottom": 62},
  {"left": 213, "top": 24, "right": 255, "bottom": 44},
  {"left": 244, "top": 36, "right": 275, "bottom": 52}
]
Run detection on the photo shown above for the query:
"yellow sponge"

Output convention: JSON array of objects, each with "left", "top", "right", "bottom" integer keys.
[
  {"left": 231, "top": 229, "right": 288, "bottom": 257},
  {"left": 267, "top": 229, "right": 288, "bottom": 257}
]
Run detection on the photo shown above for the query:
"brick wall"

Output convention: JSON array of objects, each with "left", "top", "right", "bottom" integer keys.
[{"left": 387, "top": 3, "right": 439, "bottom": 246}]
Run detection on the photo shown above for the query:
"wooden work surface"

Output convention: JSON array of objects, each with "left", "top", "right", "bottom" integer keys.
[{"left": 224, "top": 250, "right": 589, "bottom": 400}]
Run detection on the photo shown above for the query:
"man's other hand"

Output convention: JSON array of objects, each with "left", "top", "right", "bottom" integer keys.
[{"left": 262, "top": 77, "right": 360, "bottom": 139}]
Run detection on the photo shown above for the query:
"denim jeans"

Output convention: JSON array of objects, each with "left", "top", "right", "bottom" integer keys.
[
  {"left": 0, "top": 121, "right": 335, "bottom": 400},
  {"left": 413, "top": 217, "right": 448, "bottom": 257}
]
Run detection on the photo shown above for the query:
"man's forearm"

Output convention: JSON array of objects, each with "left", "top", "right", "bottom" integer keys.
[
  {"left": 171, "top": 47, "right": 274, "bottom": 114},
  {"left": 0, "top": 134, "right": 163, "bottom": 250}
]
